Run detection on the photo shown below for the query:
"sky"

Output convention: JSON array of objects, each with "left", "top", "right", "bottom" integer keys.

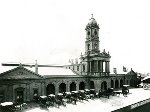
[{"left": 0, "top": 0, "right": 150, "bottom": 74}]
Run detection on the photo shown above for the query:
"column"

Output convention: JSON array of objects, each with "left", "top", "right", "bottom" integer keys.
[
  {"left": 118, "top": 79, "right": 120, "bottom": 88},
  {"left": 113, "top": 80, "right": 115, "bottom": 88},
  {"left": 103, "top": 61, "right": 105, "bottom": 72},
  {"left": 86, "top": 62, "right": 89, "bottom": 72},
  {"left": 76, "top": 82, "right": 79, "bottom": 91},
  {"left": 105, "top": 61, "right": 107, "bottom": 73},
  {"left": 101, "top": 61, "right": 103, "bottom": 73},
  {"left": 26, "top": 84, "right": 30, "bottom": 101},
  {"left": 96, "top": 60, "right": 99, "bottom": 72},
  {"left": 98, "top": 60, "right": 100, "bottom": 72},
  {"left": 90, "top": 61, "right": 92, "bottom": 72},
  {"left": 55, "top": 84, "right": 59, "bottom": 94},
  {"left": 66, "top": 81, "right": 69, "bottom": 92},
  {"left": 41, "top": 82, "right": 45, "bottom": 96},
  {"left": 108, "top": 61, "right": 110, "bottom": 72}
]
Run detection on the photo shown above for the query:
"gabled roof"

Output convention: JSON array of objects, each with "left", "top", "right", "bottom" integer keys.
[
  {"left": 0, "top": 66, "right": 43, "bottom": 80},
  {"left": 126, "top": 69, "right": 137, "bottom": 76}
]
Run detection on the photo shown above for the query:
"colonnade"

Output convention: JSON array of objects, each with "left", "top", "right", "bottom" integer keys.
[{"left": 88, "top": 60, "right": 110, "bottom": 74}]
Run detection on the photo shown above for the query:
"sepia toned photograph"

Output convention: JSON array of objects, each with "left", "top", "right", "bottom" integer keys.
[{"left": 0, "top": 0, "right": 150, "bottom": 112}]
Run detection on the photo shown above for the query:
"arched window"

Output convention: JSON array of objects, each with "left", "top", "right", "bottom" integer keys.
[
  {"left": 77, "top": 66, "right": 79, "bottom": 71},
  {"left": 111, "top": 80, "right": 114, "bottom": 88},
  {"left": 120, "top": 79, "right": 123, "bottom": 88},
  {"left": 87, "top": 44, "right": 90, "bottom": 50},
  {"left": 88, "top": 31, "right": 90, "bottom": 35},
  {"left": 59, "top": 83, "right": 66, "bottom": 93},
  {"left": 79, "top": 82, "right": 85, "bottom": 90},
  {"left": 83, "top": 65, "right": 85, "bottom": 72},
  {"left": 46, "top": 84, "right": 55, "bottom": 95},
  {"left": 94, "top": 43, "right": 97, "bottom": 49},
  {"left": 101, "top": 81, "right": 107, "bottom": 90},
  {"left": 115, "top": 79, "right": 119, "bottom": 88},
  {"left": 94, "top": 30, "right": 97, "bottom": 35},
  {"left": 90, "top": 81, "right": 95, "bottom": 89},
  {"left": 70, "top": 82, "right": 76, "bottom": 91}
]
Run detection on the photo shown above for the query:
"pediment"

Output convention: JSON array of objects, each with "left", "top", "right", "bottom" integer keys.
[
  {"left": 126, "top": 69, "right": 137, "bottom": 76},
  {"left": 0, "top": 66, "right": 43, "bottom": 79}
]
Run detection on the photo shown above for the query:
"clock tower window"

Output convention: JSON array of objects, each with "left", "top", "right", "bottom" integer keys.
[
  {"left": 87, "top": 44, "right": 90, "bottom": 50},
  {"left": 94, "top": 43, "right": 97, "bottom": 49},
  {"left": 94, "top": 30, "right": 97, "bottom": 35},
  {"left": 88, "top": 31, "right": 90, "bottom": 35}
]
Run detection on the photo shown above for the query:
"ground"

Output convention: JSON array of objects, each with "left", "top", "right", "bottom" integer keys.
[{"left": 24, "top": 88, "right": 150, "bottom": 112}]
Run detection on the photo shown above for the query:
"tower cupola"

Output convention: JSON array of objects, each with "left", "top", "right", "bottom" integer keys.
[
  {"left": 86, "top": 17, "right": 99, "bottom": 30},
  {"left": 85, "top": 14, "right": 100, "bottom": 54}
]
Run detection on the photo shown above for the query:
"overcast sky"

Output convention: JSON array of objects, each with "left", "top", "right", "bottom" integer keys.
[{"left": 0, "top": 0, "right": 150, "bottom": 74}]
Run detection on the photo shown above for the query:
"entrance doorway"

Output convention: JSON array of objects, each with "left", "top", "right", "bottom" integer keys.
[{"left": 15, "top": 87, "right": 24, "bottom": 103}]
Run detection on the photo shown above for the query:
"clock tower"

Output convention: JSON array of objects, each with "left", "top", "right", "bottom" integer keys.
[
  {"left": 85, "top": 15, "right": 100, "bottom": 54},
  {"left": 80, "top": 15, "right": 111, "bottom": 76}
]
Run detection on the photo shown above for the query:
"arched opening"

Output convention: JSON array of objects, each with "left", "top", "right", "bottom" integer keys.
[
  {"left": 90, "top": 81, "right": 95, "bottom": 89},
  {"left": 101, "top": 81, "right": 107, "bottom": 90},
  {"left": 46, "top": 84, "right": 55, "bottom": 95},
  {"left": 120, "top": 79, "right": 123, "bottom": 88},
  {"left": 115, "top": 79, "right": 119, "bottom": 88},
  {"left": 70, "top": 82, "right": 76, "bottom": 91},
  {"left": 111, "top": 80, "right": 114, "bottom": 88},
  {"left": 59, "top": 83, "right": 66, "bottom": 93},
  {"left": 79, "top": 82, "right": 85, "bottom": 90}
]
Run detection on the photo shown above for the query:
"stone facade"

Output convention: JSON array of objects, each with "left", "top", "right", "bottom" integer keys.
[
  {"left": 0, "top": 67, "right": 45, "bottom": 103},
  {"left": 0, "top": 16, "right": 138, "bottom": 103}
]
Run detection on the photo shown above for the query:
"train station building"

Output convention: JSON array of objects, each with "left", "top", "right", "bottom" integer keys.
[{"left": 0, "top": 16, "right": 138, "bottom": 103}]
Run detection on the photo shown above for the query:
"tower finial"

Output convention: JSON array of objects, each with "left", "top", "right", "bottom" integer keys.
[{"left": 91, "top": 14, "right": 94, "bottom": 18}]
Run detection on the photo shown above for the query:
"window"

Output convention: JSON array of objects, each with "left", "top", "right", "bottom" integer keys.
[
  {"left": 94, "top": 43, "right": 97, "bottom": 49},
  {"left": 83, "top": 65, "right": 85, "bottom": 72},
  {"left": 87, "top": 44, "right": 90, "bottom": 50},
  {"left": 33, "top": 89, "right": 38, "bottom": 102},
  {"left": 94, "top": 30, "right": 97, "bottom": 35},
  {"left": 73, "top": 66, "right": 74, "bottom": 70},
  {"left": 77, "top": 66, "right": 79, "bottom": 71},
  {"left": 88, "top": 31, "right": 90, "bottom": 35},
  {"left": 126, "top": 80, "right": 129, "bottom": 85}
]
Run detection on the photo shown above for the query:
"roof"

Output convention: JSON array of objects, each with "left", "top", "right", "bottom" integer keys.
[
  {"left": 109, "top": 68, "right": 137, "bottom": 76},
  {"left": 27, "top": 67, "right": 77, "bottom": 76},
  {"left": 0, "top": 66, "right": 43, "bottom": 80},
  {"left": 88, "top": 17, "right": 97, "bottom": 25},
  {"left": 126, "top": 69, "right": 137, "bottom": 76},
  {"left": 0, "top": 66, "right": 84, "bottom": 79},
  {"left": 86, "top": 17, "right": 99, "bottom": 29}
]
